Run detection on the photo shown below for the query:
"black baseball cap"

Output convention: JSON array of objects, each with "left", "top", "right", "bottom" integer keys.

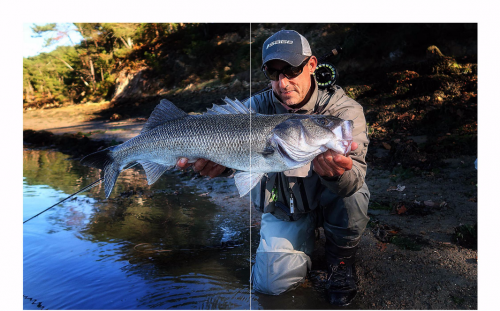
[{"left": 261, "top": 30, "right": 312, "bottom": 69}]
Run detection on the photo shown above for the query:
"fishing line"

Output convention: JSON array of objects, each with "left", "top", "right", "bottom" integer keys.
[{"left": 23, "top": 162, "right": 138, "bottom": 224}]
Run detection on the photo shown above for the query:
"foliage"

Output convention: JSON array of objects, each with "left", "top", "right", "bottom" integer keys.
[{"left": 24, "top": 23, "right": 251, "bottom": 109}]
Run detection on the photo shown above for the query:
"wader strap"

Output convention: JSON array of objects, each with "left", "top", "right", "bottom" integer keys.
[
  {"left": 288, "top": 177, "right": 297, "bottom": 214},
  {"left": 259, "top": 174, "right": 267, "bottom": 212},
  {"left": 297, "top": 178, "right": 311, "bottom": 212}
]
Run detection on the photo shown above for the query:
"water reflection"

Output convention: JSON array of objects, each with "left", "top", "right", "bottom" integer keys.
[{"left": 23, "top": 148, "right": 251, "bottom": 310}]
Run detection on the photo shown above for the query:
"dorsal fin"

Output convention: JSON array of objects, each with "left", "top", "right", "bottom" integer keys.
[
  {"left": 141, "top": 99, "right": 188, "bottom": 133},
  {"left": 204, "top": 97, "right": 255, "bottom": 115},
  {"left": 222, "top": 97, "right": 252, "bottom": 113}
]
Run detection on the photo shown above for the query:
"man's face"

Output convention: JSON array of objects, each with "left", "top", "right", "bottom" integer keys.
[{"left": 266, "top": 56, "right": 318, "bottom": 107}]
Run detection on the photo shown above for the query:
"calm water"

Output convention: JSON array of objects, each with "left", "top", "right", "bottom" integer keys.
[{"left": 23, "top": 148, "right": 252, "bottom": 310}]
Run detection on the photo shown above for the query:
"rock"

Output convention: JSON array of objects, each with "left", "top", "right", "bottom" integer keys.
[
  {"left": 231, "top": 79, "right": 242, "bottom": 89},
  {"left": 112, "top": 67, "right": 148, "bottom": 102}
]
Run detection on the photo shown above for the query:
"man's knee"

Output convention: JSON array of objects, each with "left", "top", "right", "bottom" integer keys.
[
  {"left": 252, "top": 250, "right": 311, "bottom": 295},
  {"left": 323, "top": 183, "right": 370, "bottom": 247},
  {"left": 252, "top": 213, "right": 315, "bottom": 295},
  {"left": 345, "top": 183, "right": 370, "bottom": 233}
]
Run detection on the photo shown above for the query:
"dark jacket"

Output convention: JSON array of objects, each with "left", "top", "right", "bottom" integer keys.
[{"left": 244, "top": 79, "right": 369, "bottom": 221}]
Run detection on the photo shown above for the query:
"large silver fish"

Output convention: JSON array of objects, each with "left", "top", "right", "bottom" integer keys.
[{"left": 81, "top": 98, "right": 353, "bottom": 198}]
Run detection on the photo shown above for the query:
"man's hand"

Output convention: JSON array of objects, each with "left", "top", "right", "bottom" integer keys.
[
  {"left": 176, "top": 158, "right": 227, "bottom": 178},
  {"left": 312, "top": 142, "right": 358, "bottom": 178}
]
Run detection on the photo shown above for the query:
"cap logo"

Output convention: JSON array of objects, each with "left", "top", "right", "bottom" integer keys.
[{"left": 266, "top": 40, "right": 293, "bottom": 49}]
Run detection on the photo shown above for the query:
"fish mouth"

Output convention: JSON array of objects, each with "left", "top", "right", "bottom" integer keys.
[
  {"left": 341, "top": 140, "right": 353, "bottom": 156},
  {"left": 342, "top": 120, "right": 353, "bottom": 141},
  {"left": 341, "top": 121, "right": 353, "bottom": 155},
  {"left": 341, "top": 120, "right": 354, "bottom": 155},
  {"left": 326, "top": 120, "right": 353, "bottom": 155},
  {"left": 326, "top": 139, "right": 352, "bottom": 156}
]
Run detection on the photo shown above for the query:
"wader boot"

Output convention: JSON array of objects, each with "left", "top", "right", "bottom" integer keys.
[{"left": 325, "top": 248, "right": 358, "bottom": 306}]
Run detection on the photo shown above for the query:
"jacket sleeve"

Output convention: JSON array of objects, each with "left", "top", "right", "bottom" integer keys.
[{"left": 319, "top": 98, "right": 370, "bottom": 197}]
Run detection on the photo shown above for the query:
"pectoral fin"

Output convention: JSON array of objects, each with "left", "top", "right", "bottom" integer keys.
[{"left": 234, "top": 172, "right": 264, "bottom": 197}]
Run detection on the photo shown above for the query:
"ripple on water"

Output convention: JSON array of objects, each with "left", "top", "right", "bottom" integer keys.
[{"left": 23, "top": 148, "right": 251, "bottom": 309}]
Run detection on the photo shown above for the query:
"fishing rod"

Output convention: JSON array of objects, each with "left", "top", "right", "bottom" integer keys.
[
  {"left": 23, "top": 177, "right": 103, "bottom": 224},
  {"left": 23, "top": 162, "right": 138, "bottom": 224}
]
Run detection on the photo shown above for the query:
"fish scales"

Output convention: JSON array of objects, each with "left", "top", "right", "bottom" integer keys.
[
  {"left": 114, "top": 113, "right": 292, "bottom": 172},
  {"left": 80, "top": 98, "right": 353, "bottom": 198}
]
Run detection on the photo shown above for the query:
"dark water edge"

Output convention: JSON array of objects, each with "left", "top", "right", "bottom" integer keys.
[{"left": 23, "top": 129, "right": 117, "bottom": 159}]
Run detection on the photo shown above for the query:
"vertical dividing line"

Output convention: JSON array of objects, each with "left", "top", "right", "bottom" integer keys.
[{"left": 249, "top": 22, "right": 252, "bottom": 310}]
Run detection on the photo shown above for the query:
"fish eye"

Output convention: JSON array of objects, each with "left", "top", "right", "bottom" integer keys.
[{"left": 315, "top": 118, "right": 330, "bottom": 127}]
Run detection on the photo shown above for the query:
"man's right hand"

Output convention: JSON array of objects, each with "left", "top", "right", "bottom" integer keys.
[{"left": 176, "top": 158, "right": 227, "bottom": 178}]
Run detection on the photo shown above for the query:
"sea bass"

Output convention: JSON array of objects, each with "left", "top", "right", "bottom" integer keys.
[{"left": 80, "top": 98, "right": 353, "bottom": 198}]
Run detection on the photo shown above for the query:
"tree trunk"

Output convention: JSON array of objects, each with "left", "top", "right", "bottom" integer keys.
[
  {"left": 120, "top": 36, "right": 131, "bottom": 49},
  {"left": 53, "top": 55, "right": 90, "bottom": 87},
  {"left": 80, "top": 76, "right": 89, "bottom": 87},
  {"left": 36, "top": 67, "right": 46, "bottom": 97},
  {"left": 78, "top": 24, "right": 88, "bottom": 48},
  {"left": 29, "top": 80, "right": 34, "bottom": 102},
  {"left": 101, "top": 67, "right": 105, "bottom": 82},
  {"left": 154, "top": 23, "right": 160, "bottom": 39},
  {"left": 76, "top": 24, "right": 89, "bottom": 68},
  {"left": 89, "top": 58, "right": 96, "bottom": 83},
  {"left": 25, "top": 80, "right": 33, "bottom": 103},
  {"left": 54, "top": 56, "right": 74, "bottom": 71}
]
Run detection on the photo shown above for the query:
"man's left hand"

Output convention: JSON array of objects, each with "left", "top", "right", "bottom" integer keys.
[
  {"left": 177, "top": 157, "right": 227, "bottom": 178},
  {"left": 313, "top": 142, "right": 358, "bottom": 178}
]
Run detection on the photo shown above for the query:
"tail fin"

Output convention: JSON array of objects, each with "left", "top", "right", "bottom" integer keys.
[{"left": 80, "top": 146, "right": 120, "bottom": 198}]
